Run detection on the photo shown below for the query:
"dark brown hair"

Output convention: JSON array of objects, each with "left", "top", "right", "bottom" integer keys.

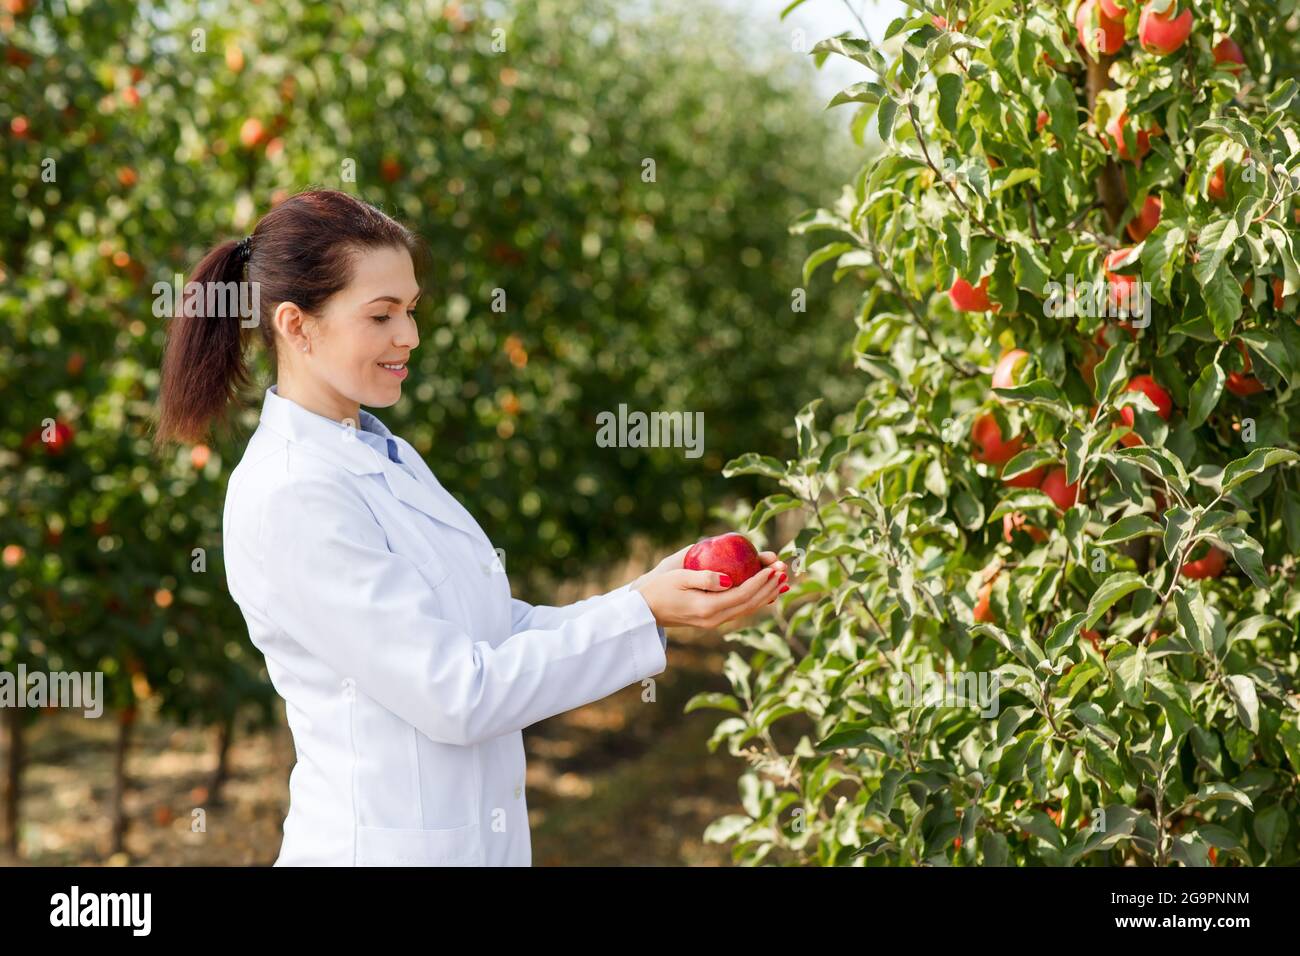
[{"left": 154, "top": 189, "right": 421, "bottom": 450}]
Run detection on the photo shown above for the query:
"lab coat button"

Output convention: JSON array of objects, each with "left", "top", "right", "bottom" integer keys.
[{"left": 514, "top": 785, "right": 522, "bottom": 799}]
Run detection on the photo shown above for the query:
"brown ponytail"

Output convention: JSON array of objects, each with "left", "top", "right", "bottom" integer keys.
[{"left": 153, "top": 189, "right": 421, "bottom": 451}]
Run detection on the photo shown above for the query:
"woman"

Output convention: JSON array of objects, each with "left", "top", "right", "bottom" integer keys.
[{"left": 154, "top": 189, "right": 788, "bottom": 866}]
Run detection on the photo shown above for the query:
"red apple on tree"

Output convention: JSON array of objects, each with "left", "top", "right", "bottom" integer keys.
[
  {"left": 1208, "top": 164, "right": 1227, "bottom": 202},
  {"left": 684, "top": 532, "right": 763, "bottom": 586},
  {"left": 973, "top": 574, "right": 998, "bottom": 623},
  {"left": 1100, "top": 0, "right": 1126, "bottom": 18},
  {"left": 1103, "top": 111, "right": 1152, "bottom": 162},
  {"left": 992, "top": 348, "right": 1031, "bottom": 392},
  {"left": 1076, "top": 0, "right": 1126, "bottom": 55},
  {"left": 239, "top": 117, "right": 267, "bottom": 148},
  {"left": 1104, "top": 248, "right": 1141, "bottom": 311},
  {"left": 1002, "top": 461, "right": 1047, "bottom": 489},
  {"left": 970, "top": 412, "right": 1025, "bottom": 466},
  {"left": 1041, "top": 467, "right": 1081, "bottom": 510},
  {"left": 1180, "top": 545, "right": 1227, "bottom": 579},
  {"left": 949, "top": 275, "right": 992, "bottom": 312},
  {"left": 1225, "top": 340, "right": 1266, "bottom": 396},
  {"left": 1138, "top": 2, "right": 1192, "bottom": 56},
  {"left": 1213, "top": 37, "right": 1245, "bottom": 72},
  {"left": 1125, "top": 195, "right": 1162, "bottom": 242},
  {"left": 1117, "top": 373, "right": 1172, "bottom": 446}
]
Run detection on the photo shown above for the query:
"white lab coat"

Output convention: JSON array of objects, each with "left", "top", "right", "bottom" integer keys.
[{"left": 222, "top": 384, "right": 668, "bottom": 866}]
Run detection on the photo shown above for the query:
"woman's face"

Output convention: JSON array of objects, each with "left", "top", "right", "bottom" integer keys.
[{"left": 295, "top": 245, "right": 421, "bottom": 416}]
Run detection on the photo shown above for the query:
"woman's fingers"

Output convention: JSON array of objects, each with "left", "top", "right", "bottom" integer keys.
[
  {"left": 678, "top": 569, "right": 733, "bottom": 591},
  {"left": 757, "top": 551, "right": 788, "bottom": 574}
]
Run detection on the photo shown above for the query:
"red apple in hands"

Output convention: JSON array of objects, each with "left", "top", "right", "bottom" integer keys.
[
  {"left": 1138, "top": 3, "right": 1192, "bottom": 56},
  {"left": 949, "top": 276, "right": 992, "bottom": 312},
  {"left": 684, "top": 533, "right": 763, "bottom": 586},
  {"left": 1126, "top": 195, "right": 1162, "bottom": 242}
]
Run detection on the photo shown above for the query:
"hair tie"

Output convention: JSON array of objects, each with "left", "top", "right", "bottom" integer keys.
[{"left": 234, "top": 235, "right": 253, "bottom": 263}]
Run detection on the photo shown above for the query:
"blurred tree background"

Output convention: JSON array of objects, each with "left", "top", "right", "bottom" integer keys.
[{"left": 0, "top": 0, "right": 859, "bottom": 859}]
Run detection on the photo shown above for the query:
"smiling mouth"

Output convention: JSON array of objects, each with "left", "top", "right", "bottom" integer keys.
[{"left": 377, "top": 362, "right": 406, "bottom": 371}]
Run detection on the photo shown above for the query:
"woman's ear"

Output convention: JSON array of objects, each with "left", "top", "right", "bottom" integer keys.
[{"left": 273, "top": 301, "right": 310, "bottom": 353}]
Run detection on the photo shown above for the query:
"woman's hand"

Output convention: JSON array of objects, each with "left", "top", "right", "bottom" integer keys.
[
  {"left": 631, "top": 565, "right": 787, "bottom": 630},
  {"left": 630, "top": 546, "right": 788, "bottom": 591}
]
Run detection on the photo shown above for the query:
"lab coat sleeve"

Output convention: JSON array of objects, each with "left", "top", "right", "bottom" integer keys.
[
  {"left": 510, "top": 582, "right": 667, "bottom": 650},
  {"left": 257, "top": 476, "right": 668, "bottom": 746}
]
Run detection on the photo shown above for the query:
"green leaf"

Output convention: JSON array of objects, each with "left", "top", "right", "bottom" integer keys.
[
  {"left": 1225, "top": 614, "right": 1284, "bottom": 654},
  {"left": 1092, "top": 342, "right": 1129, "bottom": 404},
  {"left": 936, "top": 72, "right": 962, "bottom": 133},
  {"left": 1045, "top": 612, "right": 1087, "bottom": 662},
  {"left": 789, "top": 208, "right": 855, "bottom": 237},
  {"left": 877, "top": 94, "right": 899, "bottom": 140},
  {"left": 802, "top": 242, "right": 855, "bottom": 285},
  {"left": 1186, "top": 361, "right": 1225, "bottom": 427},
  {"left": 992, "top": 378, "right": 1071, "bottom": 417},
  {"left": 1174, "top": 585, "right": 1210, "bottom": 656},
  {"left": 1225, "top": 674, "right": 1259, "bottom": 733},
  {"left": 1001, "top": 447, "right": 1057, "bottom": 480},
  {"left": 1201, "top": 266, "right": 1243, "bottom": 340},
  {"left": 1163, "top": 506, "right": 1194, "bottom": 559},
  {"left": 811, "top": 34, "right": 889, "bottom": 75},
  {"left": 1112, "top": 445, "right": 1189, "bottom": 494},
  {"left": 684, "top": 692, "right": 743, "bottom": 715},
  {"left": 1084, "top": 572, "right": 1148, "bottom": 629},
  {"left": 1193, "top": 218, "right": 1239, "bottom": 287},
  {"left": 827, "top": 81, "right": 884, "bottom": 110},
  {"left": 723, "top": 453, "right": 787, "bottom": 480},
  {"left": 1098, "top": 514, "right": 1161, "bottom": 545},
  {"left": 1187, "top": 782, "right": 1253, "bottom": 810},
  {"left": 1253, "top": 804, "right": 1289, "bottom": 857},
  {"left": 1220, "top": 447, "right": 1300, "bottom": 493},
  {"left": 746, "top": 493, "right": 804, "bottom": 533},
  {"left": 989, "top": 490, "right": 1058, "bottom": 521},
  {"left": 1216, "top": 526, "right": 1268, "bottom": 588},
  {"left": 1108, "top": 643, "right": 1147, "bottom": 706}
]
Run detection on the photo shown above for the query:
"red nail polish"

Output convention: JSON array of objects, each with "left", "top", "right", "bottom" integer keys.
[
  {"left": 779, "top": 584, "right": 789, "bottom": 594},
  {"left": 779, "top": 573, "right": 787, "bottom": 585},
  {"left": 719, "top": 574, "right": 732, "bottom": 588}
]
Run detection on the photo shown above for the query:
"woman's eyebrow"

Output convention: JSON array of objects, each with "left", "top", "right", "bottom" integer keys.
[{"left": 363, "top": 292, "right": 422, "bottom": 305}]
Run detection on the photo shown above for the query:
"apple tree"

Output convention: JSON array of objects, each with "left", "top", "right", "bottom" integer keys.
[{"left": 696, "top": 0, "right": 1300, "bottom": 866}]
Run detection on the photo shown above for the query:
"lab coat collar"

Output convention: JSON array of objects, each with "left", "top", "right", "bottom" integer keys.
[{"left": 258, "top": 384, "right": 483, "bottom": 541}]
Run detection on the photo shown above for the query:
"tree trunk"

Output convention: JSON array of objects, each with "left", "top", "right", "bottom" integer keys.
[
  {"left": 208, "top": 714, "right": 234, "bottom": 806},
  {"left": 1084, "top": 50, "right": 1127, "bottom": 231},
  {"left": 110, "top": 708, "right": 133, "bottom": 856},
  {"left": 1, "top": 707, "right": 22, "bottom": 856}
]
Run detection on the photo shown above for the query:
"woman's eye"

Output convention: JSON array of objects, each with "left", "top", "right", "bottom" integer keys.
[
  {"left": 406, "top": 309, "right": 417, "bottom": 318},
  {"left": 371, "top": 314, "right": 389, "bottom": 322}
]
